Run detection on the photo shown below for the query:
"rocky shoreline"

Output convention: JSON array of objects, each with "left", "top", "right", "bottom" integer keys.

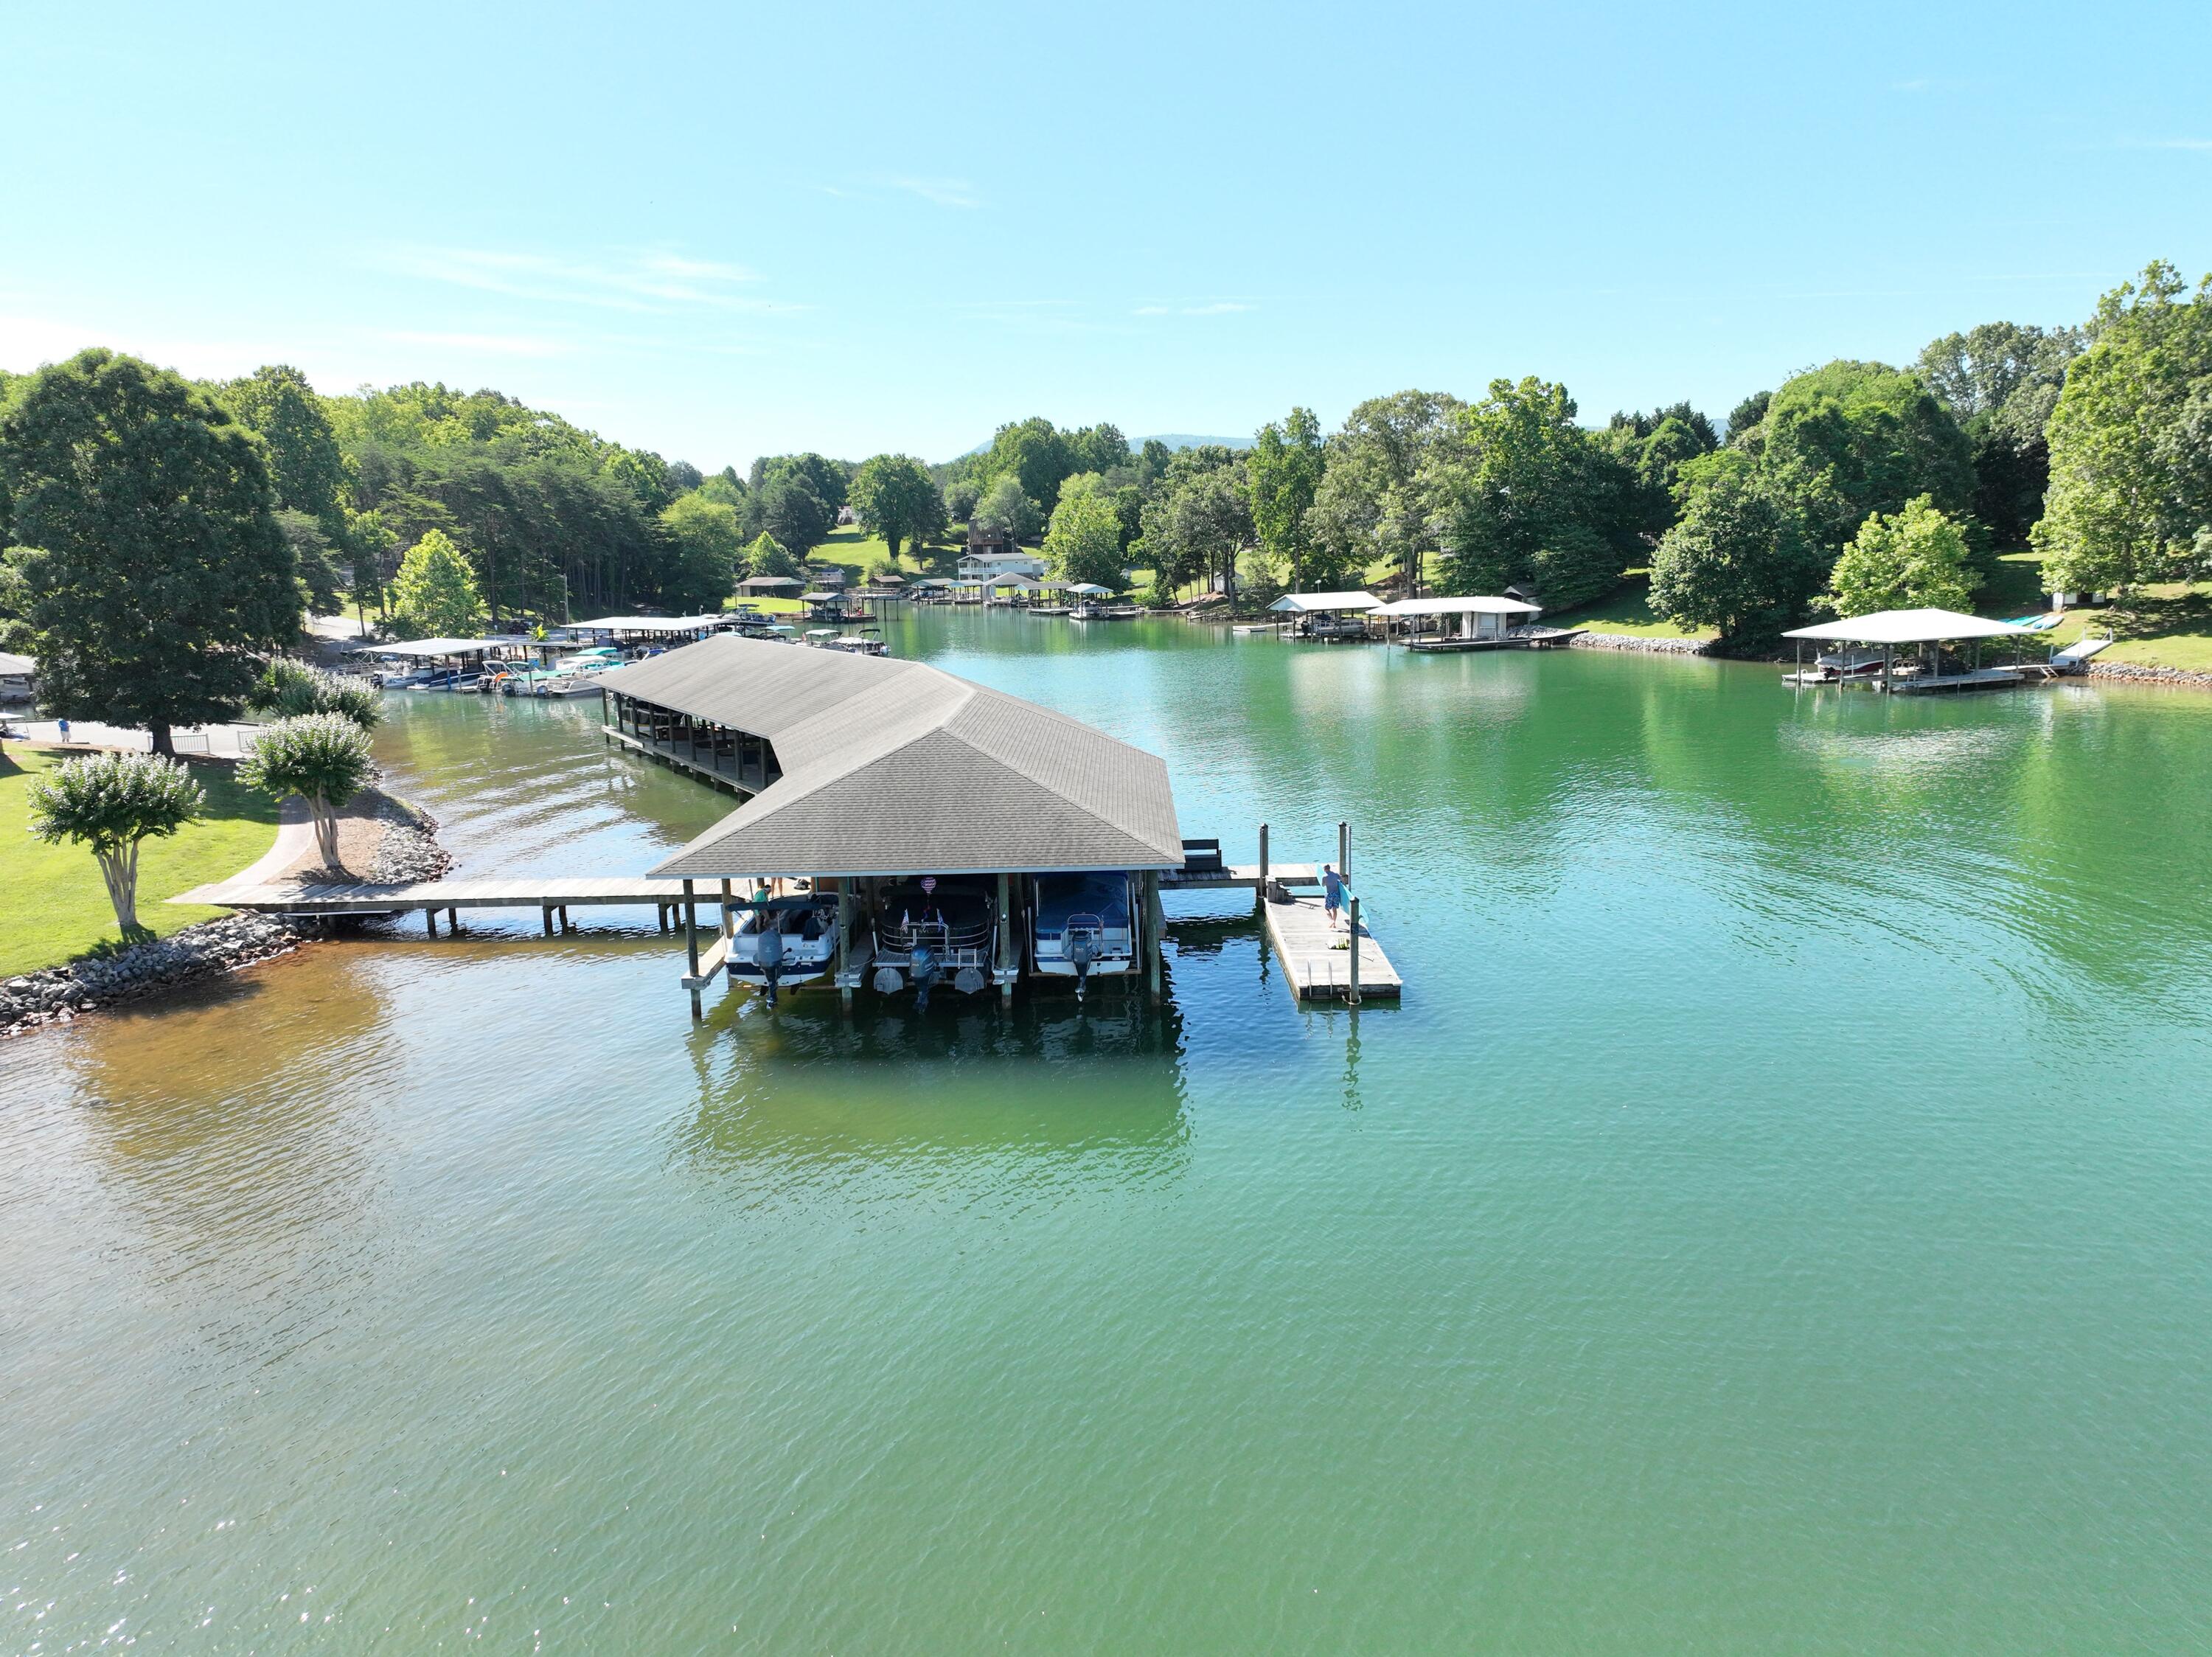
[
  {"left": 2085, "top": 660, "right": 2212, "bottom": 689},
  {"left": 1570, "top": 631, "right": 1711, "bottom": 655},
  {"left": 1, "top": 912, "right": 311, "bottom": 1038},
  {"left": 3, "top": 790, "right": 453, "bottom": 1041}
]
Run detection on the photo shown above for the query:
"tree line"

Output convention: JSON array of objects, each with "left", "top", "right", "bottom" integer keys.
[{"left": 3, "top": 257, "right": 2208, "bottom": 746}]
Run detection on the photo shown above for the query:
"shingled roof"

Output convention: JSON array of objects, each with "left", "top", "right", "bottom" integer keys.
[{"left": 599, "top": 636, "right": 1184, "bottom": 878}]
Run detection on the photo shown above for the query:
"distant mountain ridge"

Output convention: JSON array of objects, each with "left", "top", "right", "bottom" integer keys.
[{"left": 951, "top": 431, "right": 1251, "bottom": 461}]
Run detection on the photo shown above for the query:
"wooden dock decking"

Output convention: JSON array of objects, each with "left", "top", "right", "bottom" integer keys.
[
  {"left": 172, "top": 875, "right": 704, "bottom": 936},
  {"left": 1261, "top": 892, "right": 1402, "bottom": 1001},
  {"left": 1160, "top": 861, "right": 1319, "bottom": 892}
]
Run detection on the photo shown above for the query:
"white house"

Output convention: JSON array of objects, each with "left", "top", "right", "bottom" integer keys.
[{"left": 956, "top": 549, "right": 1047, "bottom": 581}]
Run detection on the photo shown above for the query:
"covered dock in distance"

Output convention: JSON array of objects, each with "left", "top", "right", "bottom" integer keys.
[
  {"left": 346, "top": 637, "right": 531, "bottom": 687},
  {"left": 596, "top": 636, "right": 1190, "bottom": 1011},
  {"left": 1372, "top": 594, "right": 1551, "bottom": 650},
  {"left": 563, "top": 614, "right": 728, "bottom": 645},
  {"left": 1263, "top": 591, "right": 1382, "bottom": 642},
  {"left": 1781, "top": 608, "right": 2042, "bottom": 693}
]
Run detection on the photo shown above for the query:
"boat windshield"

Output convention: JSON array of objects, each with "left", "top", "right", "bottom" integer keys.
[{"left": 1034, "top": 872, "right": 1131, "bottom": 931}]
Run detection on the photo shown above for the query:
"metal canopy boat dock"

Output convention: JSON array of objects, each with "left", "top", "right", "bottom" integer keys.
[
  {"left": 1371, "top": 594, "right": 1582, "bottom": 651},
  {"left": 1782, "top": 608, "right": 2043, "bottom": 693}
]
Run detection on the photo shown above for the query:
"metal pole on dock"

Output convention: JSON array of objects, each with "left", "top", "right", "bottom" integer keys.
[
  {"left": 683, "top": 878, "right": 701, "bottom": 1020},
  {"left": 1348, "top": 895, "right": 1362, "bottom": 1006},
  {"left": 1338, "top": 821, "right": 1350, "bottom": 881},
  {"left": 1258, "top": 823, "right": 1269, "bottom": 900}
]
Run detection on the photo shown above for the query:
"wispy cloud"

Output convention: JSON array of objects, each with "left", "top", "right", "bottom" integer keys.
[
  {"left": 383, "top": 329, "right": 566, "bottom": 358},
  {"left": 1134, "top": 300, "right": 1256, "bottom": 317},
  {"left": 875, "top": 174, "right": 982, "bottom": 209},
  {"left": 377, "top": 245, "right": 788, "bottom": 313}
]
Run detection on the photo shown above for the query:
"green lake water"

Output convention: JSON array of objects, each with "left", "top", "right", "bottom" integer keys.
[{"left": 7, "top": 611, "right": 2212, "bottom": 1653}]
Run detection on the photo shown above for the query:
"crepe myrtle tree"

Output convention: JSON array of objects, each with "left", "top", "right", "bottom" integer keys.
[
  {"left": 238, "top": 712, "right": 375, "bottom": 872},
  {"left": 27, "top": 750, "right": 206, "bottom": 936}
]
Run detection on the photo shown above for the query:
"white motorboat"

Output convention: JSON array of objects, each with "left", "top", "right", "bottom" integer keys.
[
  {"left": 727, "top": 896, "right": 839, "bottom": 1003},
  {"left": 1028, "top": 870, "right": 1137, "bottom": 998}
]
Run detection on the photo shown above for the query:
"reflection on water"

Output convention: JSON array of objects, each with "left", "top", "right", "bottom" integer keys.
[{"left": 7, "top": 617, "right": 2212, "bottom": 1653}]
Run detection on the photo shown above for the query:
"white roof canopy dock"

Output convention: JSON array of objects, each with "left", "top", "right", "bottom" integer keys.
[
  {"left": 347, "top": 637, "right": 516, "bottom": 658},
  {"left": 1372, "top": 596, "right": 1543, "bottom": 618},
  {"left": 566, "top": 614, "right": 728, "bottom": 635},
  {"left": 1783, "top": 608, "right": 2037, "bottom": 645},
  {"left": 1267, "top": 591, "right": 1382, "bottom": 614},
  {"left": 599, "top": 636, "right": 1184, "bottom": 879},
  {"left": 1066, "top": 582, "right": 1113, "bottom": 596}
]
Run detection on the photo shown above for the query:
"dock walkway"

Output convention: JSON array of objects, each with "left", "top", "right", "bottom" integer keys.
[
  {"left": 173, "top": 874, "right": 701, "bottom": 934},
  {"left": 1261, "top": 892, "right": 1402, "bottom": 1001},
  {"left": 1160, "top": 861, "right": 1318, "bottom": 892}
]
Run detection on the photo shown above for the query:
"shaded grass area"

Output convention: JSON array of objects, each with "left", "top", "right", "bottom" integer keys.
[
  {"left": 1545, "top": 573, "right": 1717, "bottom": 640},
  {"left": 0, "top": 745, "right": 281, "bottom": 976},
  {"left": 1983, "top": 552, "right": 2212, "bottom": 672}
]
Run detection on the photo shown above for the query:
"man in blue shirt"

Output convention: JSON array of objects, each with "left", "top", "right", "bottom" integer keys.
[{"left": 1321, "top": 863, "right": 1345, "bottom": 931}]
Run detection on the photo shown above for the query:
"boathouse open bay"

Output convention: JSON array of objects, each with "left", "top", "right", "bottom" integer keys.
[{"left": 7, "top": 614, "right": 2212, "bottom": 1652}]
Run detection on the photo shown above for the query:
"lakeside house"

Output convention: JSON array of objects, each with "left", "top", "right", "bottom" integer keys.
[
  {"left": 0, "top": 650, "right": 34, "bottom": 702},
  {"left": 958, "top": 548, "right": 1046, "bottom": 581}
]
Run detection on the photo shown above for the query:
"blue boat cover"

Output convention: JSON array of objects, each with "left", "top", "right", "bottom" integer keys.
[{"left": 1034, "top": 872, "right": 1131, "bottom": 931}]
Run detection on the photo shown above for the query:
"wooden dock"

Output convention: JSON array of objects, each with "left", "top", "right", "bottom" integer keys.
[
  {"left": 173, "top": 875, "right": 704, "bottom": 935},
  {"left": 1260, "top": 892, "right": 1402, "bottom": 1001},
  {"left": 1160, "top": 861, "right": 1318, "bottom": 892}
]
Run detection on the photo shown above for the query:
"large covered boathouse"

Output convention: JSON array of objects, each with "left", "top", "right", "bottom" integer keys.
[{"left": 595, "top": 636, "right": 1186, "bottom": 1010}]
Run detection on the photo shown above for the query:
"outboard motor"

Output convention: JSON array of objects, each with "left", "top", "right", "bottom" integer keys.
[
  {"left": 1069, "top": 934, "right": 1096, "bottom": 1001},
  {"left": 911, "top": 943, "right": 942, "bottom": 1012},
  {"left": 758, "top": 923, "right": 785, "bottom": 1007}
]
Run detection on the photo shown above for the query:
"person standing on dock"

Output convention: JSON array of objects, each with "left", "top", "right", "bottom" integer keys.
[{"left": 1322, "top": 863, "right": 1345, "bottom": 932}]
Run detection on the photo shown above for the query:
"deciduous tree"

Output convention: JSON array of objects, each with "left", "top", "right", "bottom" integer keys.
[
  {"left": 0, "top": 349, "right": 297, "bottom": 755},
  {"left": 1826, "top": 495, "right": 1976, "bottom": 616},
  {"left": 849, "top": 454, "right": 946, "bottom": 561},
  {"left": 1249, "top": 408, "right": 1327, "bottom": 590},
  {"left": 658, "top": 493, "right": 745, "bottom": 611},
  {"left": 26, "top": 750, "right": 206, "bottom": 935},
  {"left": 2034, "top": 262, "right": 2212, "bottom": 594},
  {"left": 239, "top": 712, "right": 376, "bottom": 873},
  {"left": 1649, "top": 468, "right": 1825, "bottom": 652},
  {"left": 1043, "top": 473, "right": 1126, "bottom": 589},
  {"left": 388, "top": 529, "right": 484, "bottom": 638}
]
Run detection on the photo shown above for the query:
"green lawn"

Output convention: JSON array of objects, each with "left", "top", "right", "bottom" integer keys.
[
  {"left": 0, "top": 745, "right": 282, "bottom": 976},
  {"left": 1545, "top": 574, "right": 1717, "bottom": 640},
  {"left": 1981, "top": 551, "right": 2212, "bottom": 672}
]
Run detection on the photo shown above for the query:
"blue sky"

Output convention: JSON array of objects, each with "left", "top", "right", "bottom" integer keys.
[{"left": 5, "top": 0, "right": 2208, "bottom": 470}]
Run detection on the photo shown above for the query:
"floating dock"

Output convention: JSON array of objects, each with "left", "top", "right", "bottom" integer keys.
[{"left": 1260, "top": 892, "right": 1402, "bottom": 1001}]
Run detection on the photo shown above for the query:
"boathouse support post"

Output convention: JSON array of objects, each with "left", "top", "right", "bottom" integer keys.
[
  {"left": 1143, "top": 871, "right": 1164, "bottom": 996},
  {"left": 425, "top": 908, "right": 437, "bottom": 939},
  {"left": 683, "top": 878, "right": 701, "bottom": 1020},
  {"left": 1348, "top": 896, "right": 1362, "bottom": 1006},
  {"left": 996, "top": 873, "right": 1013, "bottom": 1007},
  {"left": 835, "top": 886, "right": 852, "bottom": 1009},
  {"left": 543, "top": 905, "right": 554, "bottom": 937},
  {"left": 720, "top": 878, "right": 734, "bottom": 941}
]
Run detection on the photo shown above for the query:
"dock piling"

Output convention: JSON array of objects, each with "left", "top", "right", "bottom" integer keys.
[
  {"left": 1258, "top": 823, "right": 1269, "bottom": 900},
  {"left": 1348, "top": 896, "right": 1362, "bottom": 1006},
  {"left": 1338, "top": 820, "right": 1350, "bottom": 881},
  {"left": 542, "top": 906, "right": 553, "bottom": 936},
  {"left": 424, "top": 908, "right": 437, "bottom": 939},
  {"left": 683, "top": 878, "right": 701, "bottom": 1021}
]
